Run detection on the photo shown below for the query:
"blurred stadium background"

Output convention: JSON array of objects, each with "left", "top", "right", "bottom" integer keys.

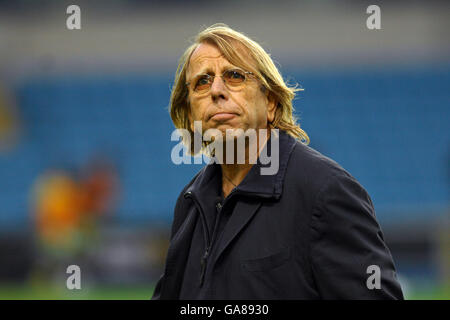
[{"left": 0, "top": 0, "right": 448, "bottom": 299}]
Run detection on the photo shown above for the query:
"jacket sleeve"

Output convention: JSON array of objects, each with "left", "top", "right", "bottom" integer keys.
[
  {"left": 309, "top": 172, "right": 404, "bottom": 299},
  {"left": 150, "top": 178, "right": 197, "bottom": 300},
  {"left": 151, "top": 273, "right": 164, "bottom": 300},
  {"left": 150, "top": 194, "right": 184, "bottom": 300},
  {"left": 151, "top": 209, "right": 182, "bottom": 300}
]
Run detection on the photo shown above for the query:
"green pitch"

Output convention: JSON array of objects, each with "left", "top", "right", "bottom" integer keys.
[
  {"left": 0, "top": 284, "right": 448, "bottom": 300},
  {"left": 0, "top": 284, "right": 155, "bottom": 300}
]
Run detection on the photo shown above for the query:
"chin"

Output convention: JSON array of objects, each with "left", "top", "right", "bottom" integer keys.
[{"left": 217, "top": 124, "right": 247, "bottom": 134}]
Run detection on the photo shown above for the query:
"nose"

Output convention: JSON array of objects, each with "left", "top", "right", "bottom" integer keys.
[{"left": 210, "top": 75, "right": 228, "bottom": 102}]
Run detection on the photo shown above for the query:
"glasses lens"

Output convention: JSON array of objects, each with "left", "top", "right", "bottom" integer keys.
[
  {"left": 194, "top": 75, "right": 211, "bottom": 92},
  {"left": 224, "top": 70, "right": 246, "bottom": 86}
]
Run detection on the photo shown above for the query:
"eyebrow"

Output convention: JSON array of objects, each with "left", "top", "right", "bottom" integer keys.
[{"left": 190, "top": 65, "right": 238, "bottom": 80}]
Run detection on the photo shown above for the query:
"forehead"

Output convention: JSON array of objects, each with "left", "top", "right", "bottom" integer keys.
[
  {"left": 187, "top": 41, "right": 255, "bottom": 80},
  {"left": 187, "top": 43, "right": 231, "bottom": 77}
]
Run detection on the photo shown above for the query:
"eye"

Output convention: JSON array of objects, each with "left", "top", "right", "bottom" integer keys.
[
  {"left": 194, "top": 75, "right": 211, "bottom": 91},
  {"left": 224, "top": 70, "right": 246, "bottom": 84}
]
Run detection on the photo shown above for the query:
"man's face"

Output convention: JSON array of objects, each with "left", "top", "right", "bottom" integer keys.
[{"left": 186, "top": 42, "right": 276, "bottom": 135}]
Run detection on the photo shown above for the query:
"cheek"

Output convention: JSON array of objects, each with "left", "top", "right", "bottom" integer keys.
[
  {"left": 250, "top": 95, "right": 269, "bottom": 122},
  {"left": 190, "top": 107, "right": 200, "bottom": 121},
  {"left": 190, "top": 101, "right": 214, "bottom": 131},
  {"left": 189, "top": 100, "right": 204, "bottom": 121},
  {"left": 238, "top": 91, "right": 256, "bottom": 115}
]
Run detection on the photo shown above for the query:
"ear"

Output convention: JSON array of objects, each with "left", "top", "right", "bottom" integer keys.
[{"left": 266, "top": 91, "right": 277, "bottom": 123}]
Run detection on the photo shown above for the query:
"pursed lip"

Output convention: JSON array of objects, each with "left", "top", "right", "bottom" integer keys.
[{"left": 209, "top": 112, "right": 239, "bottom": 121}]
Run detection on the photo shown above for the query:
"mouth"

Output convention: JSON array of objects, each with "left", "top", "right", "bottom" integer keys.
[{"left": 210, "top": 112, "right": 238, "bottom": 121}]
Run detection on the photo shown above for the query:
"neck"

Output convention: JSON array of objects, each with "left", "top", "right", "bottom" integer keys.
[{"left": 220, "top": 128, "right": 271, "bottom": 197}]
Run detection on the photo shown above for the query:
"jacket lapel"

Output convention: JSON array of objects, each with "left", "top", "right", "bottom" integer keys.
[
  {"left": 209, "top": 131, "right": 297, "bottom": 267},
  {"left": 211, "top": 199, "right": 262, "bottom": 267}
]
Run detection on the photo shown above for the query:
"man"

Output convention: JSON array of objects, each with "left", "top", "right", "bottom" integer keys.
[{"left": 152, "top": 24, "right": 404, "bottom": 299}]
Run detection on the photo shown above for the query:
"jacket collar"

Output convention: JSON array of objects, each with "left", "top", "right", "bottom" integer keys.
[{"left": 184, "top": 130, "right": 297, "bottom": 200}]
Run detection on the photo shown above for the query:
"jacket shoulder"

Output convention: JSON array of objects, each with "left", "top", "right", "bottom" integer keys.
[
  {"left": 287, "top": 140, "right": 356, "bottom": 195},
  {"left": 169, "top": 166, "right": 206, "bottom": 237}
]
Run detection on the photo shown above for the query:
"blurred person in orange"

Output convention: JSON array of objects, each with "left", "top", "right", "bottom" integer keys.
[
  {"left": 33, "top": 170, "right": 84, "bottom": 252},
  {"left": 32, "top": 157, "right": 118, "bottom": 252}
]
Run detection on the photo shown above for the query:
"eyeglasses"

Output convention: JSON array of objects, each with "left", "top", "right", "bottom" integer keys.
[{"left": 186, "top": 68, "right": 255, "bottom": 94}]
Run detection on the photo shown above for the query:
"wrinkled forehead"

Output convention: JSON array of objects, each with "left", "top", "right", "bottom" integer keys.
[
  {"left": 187, "top": 44, "right": 227, "bottom": 76},
  {"left": 186, "top": 41, "right": 256, "bottom": 79}
]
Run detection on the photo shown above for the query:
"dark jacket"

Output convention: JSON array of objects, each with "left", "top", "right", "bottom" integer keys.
[{"left": 152, "top": 130, "right": 404, "bottom": 299}]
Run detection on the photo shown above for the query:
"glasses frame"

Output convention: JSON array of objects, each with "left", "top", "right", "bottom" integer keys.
[{"left": 186, "top": 68, "right": 256, "bottom": 94}]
